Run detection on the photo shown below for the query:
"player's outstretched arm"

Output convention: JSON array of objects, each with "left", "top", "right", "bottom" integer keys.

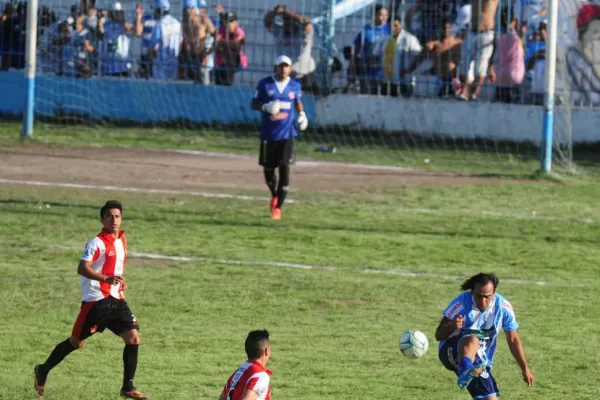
[
  {"left": 218, "top": 391, "right": 227, "bottom": 400},
  {"left": 505, "top": 330, "right": 534, "bottom": 386}
]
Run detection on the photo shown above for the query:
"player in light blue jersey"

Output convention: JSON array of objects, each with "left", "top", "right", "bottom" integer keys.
[
  {"left": 435, "top": 273, "right": 534, "bottom": 399},
  {"left": 251, "top": 55, "right": 308, "bottom": 220}
]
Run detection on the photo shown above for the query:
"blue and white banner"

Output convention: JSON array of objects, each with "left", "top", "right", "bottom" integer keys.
[{"left": 312, "top": 0, "right": 379, "bottom": 25}]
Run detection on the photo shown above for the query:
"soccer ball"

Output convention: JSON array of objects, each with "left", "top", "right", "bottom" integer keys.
[{"left": 399, "top": 329, "right": 429, "bottom": 359}]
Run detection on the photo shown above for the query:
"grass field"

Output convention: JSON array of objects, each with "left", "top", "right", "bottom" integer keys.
[{"left": 1, "top": 123, "right": 599, "bottom": 399}]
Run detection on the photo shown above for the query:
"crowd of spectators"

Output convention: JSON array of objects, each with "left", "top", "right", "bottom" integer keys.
[
  {"left": 0, "top": 0, "right": 596, "bottom": 106},
  {"left": 341, "top": 0, "right": 554, "bottom": 105}
]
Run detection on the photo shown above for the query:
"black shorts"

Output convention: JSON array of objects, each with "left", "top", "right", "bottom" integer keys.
[
  {"left": 72, "top": 296, "right": 139, "bottom": 340},
  {"left": 259, "top": 139, "right": 295, "bottom": 168}
]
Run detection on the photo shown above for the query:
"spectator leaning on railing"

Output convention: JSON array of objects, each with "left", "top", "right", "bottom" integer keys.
[{"left": 421, "top": 19, "right": 462, "bottom": 97}]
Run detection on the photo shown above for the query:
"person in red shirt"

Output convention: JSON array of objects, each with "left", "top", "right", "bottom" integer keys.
[
  {"left": 33, "top": 200, "right": 149, "bottom": 400},
  {"left": 220, "top": 330, "right": 273, "bottom": 400}
]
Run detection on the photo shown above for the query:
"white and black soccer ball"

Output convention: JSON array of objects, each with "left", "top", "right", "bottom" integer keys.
[{"left": 399, "top": 329, "right": 429, "bottom": 359}]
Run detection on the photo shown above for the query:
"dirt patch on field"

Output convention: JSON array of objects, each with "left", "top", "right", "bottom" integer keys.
[{"left": 0, "top": 144, "right": 505, "bottom": 193}]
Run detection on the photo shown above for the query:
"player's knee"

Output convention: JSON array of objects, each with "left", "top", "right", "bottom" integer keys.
[
  {"left": 128, "top": 336, "right": 141, "bottom": 346},
  {"left": 459, "top": 335, "right": 480, "bottom": 347},
  {"left": 69, "top": 336, "right": 85, "bottom": 350},
  {"left": 122, "top": 330, "right": 140, "bottom": 345}
]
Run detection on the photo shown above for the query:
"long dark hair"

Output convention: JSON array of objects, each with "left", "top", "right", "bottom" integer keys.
[{"left": 460, "top": 273, "right": 499, "bottom": 291}]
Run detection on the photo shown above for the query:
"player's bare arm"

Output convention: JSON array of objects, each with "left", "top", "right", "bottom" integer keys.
[
  {"left": 263, "top": 4, "right": 285, "bottom": 31},
  {"left": 295, "top": 99, "right": 304, "bottom": 113},
  {"left": 435, "top": 315, "right": 464, "bottom": 341},
  {"left": 239, "top": 388, "right": 260, "bottom": 400},
  {"left": 77, "top": 259, "right": 123, "bottom": 285},
  {"left": 218, "top": 392, "right": 227, "bottom": 400},
  {"left": 135, "top": 3, "right": 144, "bottom": 36},
  {"left": 505, "top": 330, "right": 534, "bottom": 386}
]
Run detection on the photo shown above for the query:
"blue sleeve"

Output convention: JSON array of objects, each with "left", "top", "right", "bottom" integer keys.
[
  {"left": 253, "top": 80, "right": 267, "bottom": 103},
  {"left": 150, "top": 23, "right": 162, "bottom": 48},
  {"left": 501, "top": 300, "right": 519, "bottom": 332},
  {"left": 296, "top": 83, "right": 302, "bottom": 102},
  {"left": 353, "top": 30, "right": 363, "bottom": 46},
  {"left": 442, "top": 293, "right": 467, "bottom": 319}
]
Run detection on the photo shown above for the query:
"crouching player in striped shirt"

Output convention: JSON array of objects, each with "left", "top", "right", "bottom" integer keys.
[
  {"left": 34, "top": 201, "right": 149, "bottom": 399},
  {"left": 220, "top": 330, "right": 272, "bottom": 400},
  {"left": 252, "top": 55, "right": 308, "bottom": 220},
  {"left": 435, "top": 273, "right": 534, "bottom": 400}
]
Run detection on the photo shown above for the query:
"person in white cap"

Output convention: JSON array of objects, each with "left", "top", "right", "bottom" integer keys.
[
  {"left": 251, "top": 55, "right": 308, "bottom": 221},
  {"left": 149, "top": 0, "right": 182, "bottom": 81}
]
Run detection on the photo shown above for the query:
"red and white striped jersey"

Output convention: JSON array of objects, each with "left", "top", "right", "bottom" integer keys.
[
  {"left": 80, "top": 230, "right": 127, "bottom": 302},
  {"left": 222, "top": 361, "right": 272, "bottom": 400}
]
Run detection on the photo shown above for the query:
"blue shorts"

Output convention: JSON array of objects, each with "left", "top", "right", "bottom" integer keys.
[{"left": 439, "top": 336, "right": 500, "bottom": 399}]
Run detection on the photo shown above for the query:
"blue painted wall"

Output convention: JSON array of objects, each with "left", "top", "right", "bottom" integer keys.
[{"left": 0, "top": 71, "right": 316, "bottom": 124}]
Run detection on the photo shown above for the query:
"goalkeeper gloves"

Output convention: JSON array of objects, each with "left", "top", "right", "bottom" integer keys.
[
  {"left": 262, "top": 100, "right": 281, "bottom": 115},
  {"left": 296, "top": 111, "right": 308, "bottom": 131}
]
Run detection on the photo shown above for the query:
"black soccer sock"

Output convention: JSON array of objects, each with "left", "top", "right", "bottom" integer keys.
[
  {"left": 263, "top": 168, "right": 277, "bottom": 198},
  {"left": 276, "top": 165, "right": 290, "bottom": 208},
  {"left": 122, "top": 344, "right": 139, "bottom": 391},
  {"left": 42, "top": 338, "right": 77, "bottom": 373}
]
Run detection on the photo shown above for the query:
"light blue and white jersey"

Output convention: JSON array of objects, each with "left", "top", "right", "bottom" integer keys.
[
  {"left": 151, "top": 14, "right": 182, "bottom": 80},
  {"left": 99, "top": 22, "right": 132, "bottom": 75},
  {"left": 439, "top": 291, "right": 519, "bottom": 363}
]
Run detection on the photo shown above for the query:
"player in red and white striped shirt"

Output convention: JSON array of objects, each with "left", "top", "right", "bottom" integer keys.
[
  {"left": 34, "top": 201, "right": 149, "bottom": 400},
  {"left": 220, "top": 330, "right": 273, "bottom": 400}
]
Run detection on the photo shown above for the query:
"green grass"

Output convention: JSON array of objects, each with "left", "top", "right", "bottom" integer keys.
[
  {"left": 1, "top": 176, "right": 599, "bottom": 399},
  {"left": 0, "top": 121, "right": 565, "bottom": 177}
]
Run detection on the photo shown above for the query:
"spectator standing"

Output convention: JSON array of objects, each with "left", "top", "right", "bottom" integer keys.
[
  {"left": 373, "top": 16, "right": 422, "bottom": 97},
  {"left": 150, "top": 0, "right": 182, "bottom": 81},
  {"left": 135, "top": 2, "right": 157, "bottom": 79},
  {"left": 214, "top": 11, "right": 246, "bottom": 86},
  {"left": 265, "top": 5, "right": 318, "bottom": 94},
  {"left": 99, "top": 2, "right": 133, "bottom": 77},
  {"left": 353, "top": 4, "right": 390, "bottom": 95},
  {"left": 62, "top": 15, "right": 95, "bottom": 78},
  {"left": 491, "top": 8, "right": 525, "bottom": 104},
  {"left": 458, "top": 0, "right": 499, "bottom": 101}
]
